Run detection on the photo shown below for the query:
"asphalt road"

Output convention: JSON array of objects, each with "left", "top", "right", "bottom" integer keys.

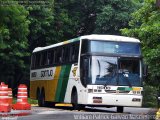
[{"left": 0, "top": 106, "right": 157, "bottom": 120}]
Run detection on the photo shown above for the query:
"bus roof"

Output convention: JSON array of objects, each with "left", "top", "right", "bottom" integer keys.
[
  {"left": 33, "top": 34, "right": 140, "bottom": 52},
  {"left": 81, "top": 34, "right": 140, "bottom": 43}
]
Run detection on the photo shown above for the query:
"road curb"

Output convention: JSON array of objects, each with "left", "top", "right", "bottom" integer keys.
[
  {"left": 0, "top": 110, "right": 32, "bottom": 117},
  {"left": 55, "top": 103, "right": 72, "bottom": 107},
  {"left": 31, "top": 104, "right": 38, "bottom": 106}
]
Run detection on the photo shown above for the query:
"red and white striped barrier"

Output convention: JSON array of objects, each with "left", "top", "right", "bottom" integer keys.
[
  {"left": 8, "top": 88, "right": 12, "bottom": 106},
  {"left": 0, "top": 82, "right": 11, "bottom": 112},
  {"left": 12, "top": 84, "right": 31, "bottom": 110}
]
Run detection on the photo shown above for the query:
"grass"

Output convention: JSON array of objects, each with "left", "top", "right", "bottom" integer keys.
[
  {"left": 28, "top": 98, "right": 38, "bottom": 104},
  {"left": 12, "top": 97, "right": 38, "bottom": 104}
]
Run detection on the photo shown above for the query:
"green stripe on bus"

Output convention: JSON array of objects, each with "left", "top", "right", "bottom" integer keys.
[
  {"left": 117, "top": 87, "right": 132, "bottom": 91},
  {"left": 70, "top": 37, "right": 80, "bottom": 42},
  {"left": 55, "top": 65, "right": 72, "bottom": 102}
]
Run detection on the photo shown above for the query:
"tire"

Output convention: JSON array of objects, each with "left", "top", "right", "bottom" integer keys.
[
  {"left": 37, "top": 91, "right": 42, "bottom": 107},
  {"left": 38, "top": 90, "right": 46, "bottom": 107},
  {"left": 71, "top": 90, "right": 83, "bottom": 110},
  {"left": 117, "top": 106, "right": 124, "bottom": 113},
  {"left": 45, "top": 101, "right": 55, "bottom": 107}
]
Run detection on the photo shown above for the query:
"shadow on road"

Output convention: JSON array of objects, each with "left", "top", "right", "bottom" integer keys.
[{"left": 46, "top": 105, "right": 118, "bottom": 113}]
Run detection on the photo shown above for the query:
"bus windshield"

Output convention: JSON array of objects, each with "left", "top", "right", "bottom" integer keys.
[
  {"left": 90, "top": 56, "right": 141, "bottom": 86},
  {"left": 82, "top": 40, "right": 141, "bottom": 55}
]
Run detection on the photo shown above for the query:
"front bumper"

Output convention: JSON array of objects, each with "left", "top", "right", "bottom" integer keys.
[{"left": 87, "top": 93, "right": 142, "bottom": 107}]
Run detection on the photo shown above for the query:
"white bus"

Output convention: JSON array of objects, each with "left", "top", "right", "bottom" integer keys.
[{"left": 30, "top": 34, "right": 144, "bottom": 112}]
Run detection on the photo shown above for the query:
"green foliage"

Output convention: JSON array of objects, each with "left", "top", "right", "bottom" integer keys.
[
  {"left": 121, "top": 0, "right": 160, "bottom": 86},
  {"left": 0, "top": 1, "right": 30, "bottom": 67},
  {"left": 52, "top": 0, "right": 140, "bottom": 39},
  {"left": 94, "top": 0, "right": 139, "bottom": 34},
  {"left": 0, "top": 0, "right": 144, "bottom": 95},
  {"left": 12, "top": 97, "right": 38, "bottom": 104},
  {"left": 28, "top": 98, "right": 38, "bottom": 104},
  {"left": 143, "top": 83, "right": 158, "bottom": 107},
  {"left": 0, "top": 0, "right": 30, "bottom": 94},
  {"left": 27, "top": 0, "right": 54, "bottom": 50}
]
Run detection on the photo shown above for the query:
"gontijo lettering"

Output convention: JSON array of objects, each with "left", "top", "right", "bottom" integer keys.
[{"left": 41, "top": 70, "right": 53, "bottom": 77}]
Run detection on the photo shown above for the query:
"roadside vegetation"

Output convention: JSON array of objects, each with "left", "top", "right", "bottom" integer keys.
[{"left": 0, "top": 0, "right": 159, "bottom": 107}]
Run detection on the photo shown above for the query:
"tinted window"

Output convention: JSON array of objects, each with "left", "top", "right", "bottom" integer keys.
[
  {"left": 47, "top": 51, "right": 53, "bottom": 65},
  {"left": 35, "top": 53, "right": 41, "bottom": 67},
  {"left": 81, "top": 40, "right": 89, "bottom": 54},
  {"left": 31, "top": 41, "right": 80, "bottom": 69},
  {"left": 70, "top": 43, "right": 79, "bottom": 62},
  {"left": 62, "top": 46, "right": 70, "bottom": 63},
  {"left": 31, "top": 54, "right": 35, "bottom": 68},
  {"left": 54, "top": 49, "right": 61, "bottom": 64},
  {"left": 90, "top": 41, "right": 141, "bottom": 55},
  {"left": 40, "top": 52, "right": 47, "bottom": 66}
]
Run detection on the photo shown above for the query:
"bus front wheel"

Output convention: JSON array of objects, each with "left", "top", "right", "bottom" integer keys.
[{"left": 71, "top": 90, "right": 84, "bottom": 110}]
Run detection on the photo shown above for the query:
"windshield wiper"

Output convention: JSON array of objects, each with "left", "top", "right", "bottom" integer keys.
[
  {"left": 104, "top": 61, "right": 117, "bottom": 87},
  {"left": 97, "top": 59, "right": 101, "bottom": 76}
]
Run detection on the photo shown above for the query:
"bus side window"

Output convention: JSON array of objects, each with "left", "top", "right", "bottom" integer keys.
[
  {"left": 54, "top": 50, "right": 57, "bottom": 64},
  {"left": 51, "top": 50, "right": 54, "bottom": 65},
  {"left": 62, "top": 46, "right": 69, "bottom": 63},
  {"left": 75, "top": 44, "right": 79, "bottom": 62},
  {"left": 58, "top": 48, "right": 62, "bottom": 63},
  {"left": 73, "top": 46, "right": 76, "bottom": 61},
  {"left": 70, "top": 46, "right": 74, "bottom": 62},
  {"left": 70, "top": 43, "right": 79, "bottom": 63},
  {"left": 69, "top": 46, "right": 73, "bottom": 62},
  {"left": 40, "top": 51, "right": 47, "bottom": 66},
  {"left": 54, "top": 48, "right": 62, "bottom": 65},
  {"left": 31, "top": 54, "right": 35, "bottom": 69},
  {"left": 47, "top": 51, "right": 53, "bottom": 65},
  {"left": 66, "top": 47, "right": 69, "bottom": 63},
  {"left": 35, "top": 53, "right": 41, "bottom": 68},
  {"left": 61, "top": 47, "right": 65, "bottom": 63}
]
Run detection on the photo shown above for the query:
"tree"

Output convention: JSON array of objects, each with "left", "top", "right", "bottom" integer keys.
[
  {"left": 0, "top": 0, "right": 30, "bottom": 94},
  {"left": 121, "top": 0, "right": 160, "bottom": 86},
  {"left": 53, "top": 0, "right": 139, "bottom": 38},
  {"left": 94, "top": 0, "right": 140, "bottom": 35},
  {"left": 27, "top": 0, "right": 54, "bottom": 51}
]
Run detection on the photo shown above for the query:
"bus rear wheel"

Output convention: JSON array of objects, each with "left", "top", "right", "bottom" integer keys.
[{"left": 38, "top": 90, "right": 46, "bottom": 107}]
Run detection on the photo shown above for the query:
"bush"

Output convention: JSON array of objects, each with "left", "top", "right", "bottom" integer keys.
[{"left": 142, "top": 83, "right": 158, "bottom": 108}]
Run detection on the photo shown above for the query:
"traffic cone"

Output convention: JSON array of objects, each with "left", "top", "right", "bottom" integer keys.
[
  {"left": 12, "top": 84, "right": 31, "bottom": 110},
  {"left": 0, "top": 82, "right": 11, "bottom": 112},
  {"left": 8, "top": 88, "right": 13, "bottom": 106}
]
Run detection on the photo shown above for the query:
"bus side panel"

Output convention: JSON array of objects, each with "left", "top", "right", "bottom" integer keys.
[
  {"left": 30, "top": 81, "right": 38, "bottom": 99},
  {"left": 30, "top": 67, "right": 61, "bottom": 102},
  {"left": 63, "top": 64, "right": 77, "bottom": 103},
  {"left": 55, "top": 65, "right": 72, "bottom": 102},
  {"left": 45, "top": 66, "right": 61, "bottom": 101},
  {"left": 64, "top": 64, "right": 87, "bottom": 104},
  {"left": 30, "top": 80, "right": 47, "bottom": 99}
]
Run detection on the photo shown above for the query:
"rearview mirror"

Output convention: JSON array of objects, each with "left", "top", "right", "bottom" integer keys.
[{"left": 143, "top": 64, "right": 148, "bottom": 77}]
